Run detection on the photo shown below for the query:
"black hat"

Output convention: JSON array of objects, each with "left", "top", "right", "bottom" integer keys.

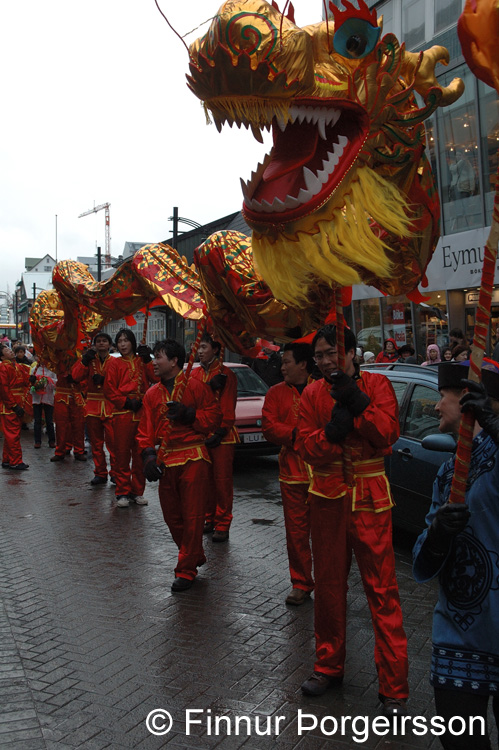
[{"left": 438, "top": 360, "right": 499, "bottom": 399}]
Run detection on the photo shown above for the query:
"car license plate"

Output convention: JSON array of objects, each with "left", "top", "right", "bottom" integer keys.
[{"left": 242, "top": 432, "right": 266, "bottom": 443}]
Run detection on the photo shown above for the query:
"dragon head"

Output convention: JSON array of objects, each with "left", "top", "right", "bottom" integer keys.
[{"left": 187, "top": 0, "right": 464, "bottom": 305}]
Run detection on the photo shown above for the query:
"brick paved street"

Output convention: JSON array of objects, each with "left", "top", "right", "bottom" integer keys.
[{"left": 0, "top": 434, "right": 482, "bottom": 749}]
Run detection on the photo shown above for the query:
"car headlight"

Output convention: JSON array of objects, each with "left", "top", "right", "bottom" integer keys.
[{"left": 256, "top": 419, "right": 262, "bottom": 427}]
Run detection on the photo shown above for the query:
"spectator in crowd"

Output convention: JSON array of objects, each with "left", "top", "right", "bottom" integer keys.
[
  {"left": 397, "top": 344, "right": 416, "bottom": 362},
  {"left": 14, "top": 345, "right": 31, "bottom": 366},
  {"left": 413, "top": 361, "right": 499, "bottom": 748},
  {"left": 491, "top": 323, "right": 499, "bottom": 363},
  {"left": 363, "top": 351, "right": 376, "bottom": 364},
  {"left": 29, "top": 361, "right": 57, "bottom": 449},
  {"left": 452, "top": 345, "right": 472, "bottom": 362},
  {"left": 375, "top": 338, "right": 399, "bottom": 363},
  {"left": 251, "top": 340, "right": 283, "bottom": 387},
  {"left": 441, "top": 347, "right": 453, "bottom": 362},
  {"left": 449, "top": 328, "right": 466, "bottom": 350},
  {"left": 295, "top": 325, "right": 408, "bottom": 715},
  {"left": 422, "top": 344, "right": 441, "bottom": 366},
  {"left": 262, "top": 342, "right": 315, "bottom": 606}
]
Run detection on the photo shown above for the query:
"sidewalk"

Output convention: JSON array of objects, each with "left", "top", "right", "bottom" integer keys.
[{"left": 0, "top": 436, "right": 466, "bottom": 748}]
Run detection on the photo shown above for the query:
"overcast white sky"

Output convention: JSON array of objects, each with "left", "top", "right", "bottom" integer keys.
[{"left": 0, "top": 0, "right": 321, "bottom": 297}]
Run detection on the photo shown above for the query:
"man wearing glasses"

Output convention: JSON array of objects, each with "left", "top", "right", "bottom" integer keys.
[{"left": 295, "top": 325, "right": 409, "bottom": 716}]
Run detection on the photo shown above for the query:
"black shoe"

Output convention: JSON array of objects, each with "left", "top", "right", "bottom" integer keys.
[
  {"left": 301, "top": 672, "right": 344, "bottom": 696},
  {"left": 74, "top": 454, "right": 87, "bottom": 462},
  {"left": 171, "top": 577, "right": 194, "bottom": 592},
  {"left": 2, "top": 462, "right": 11, "bottom": 469},
  {"left": 212, "top": 529, "right": 229, "bottom": 543},
  {"left": 65, "top": 449, "right": 72, "bottom": 455},
  {"left": 379, "top": 695, "right": 408, "bottom": 716},
  {"left": 50, "top": 455, "right": 65, "bottom": 462},
  {"left": 203, "top": 522, "right": 214, "bottom": 534},
  {"left": 9, "top": 463, "right": 30, "bottom": 471},
  {"left": 90, "top": 475, "right": 107, "bottom": 486},
  {"left": 110, "top": 476, "right": 116, "bottom": 485}
]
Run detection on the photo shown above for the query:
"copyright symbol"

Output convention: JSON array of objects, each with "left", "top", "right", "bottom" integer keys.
[{"left": 146, "top": 708, "right": 173, "bottom": 736}]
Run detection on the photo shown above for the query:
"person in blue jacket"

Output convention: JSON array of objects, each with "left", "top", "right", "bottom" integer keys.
[{"left": 413, "top": 360, "right": 499, "bottom": 749}]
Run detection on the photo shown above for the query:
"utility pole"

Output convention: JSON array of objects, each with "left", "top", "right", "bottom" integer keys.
[
  {"left": 97, "top": 247, "right": 102, "bottom": 282},
  {"left": 172, "top": 206, "right": 178, "bottom": 249}
]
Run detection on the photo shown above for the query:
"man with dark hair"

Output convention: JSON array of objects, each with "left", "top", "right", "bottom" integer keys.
[
  {"left": 295, "top": 324, "right": 408, "bottom": 714},
  {"left": 72, "top": 331, "right": 118, "bottom": 486},
  {"left": 191, "top": 333, "right": 238, "bottom": 542},
  {"left": 413, "top": 361, "right": 499, "bottom": 748},
  {"left": 0, "top": 344, "right": 30, "bottom": 470},
  {"left": 262, "top": 342, "right": 315, "bottom": 605},
  {"left": 137, "top": 339, "right": 221, "bottom": 591}
]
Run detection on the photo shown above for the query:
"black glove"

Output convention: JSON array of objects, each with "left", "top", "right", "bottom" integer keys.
[
  {"left": 426, "top": 503, "right": 470, "bottom": 555},
  {"left": 205, "top": 427, "right": 227, "bottom": 448},
  {"left": 124, "top": 397, "right": 142, "bottom": 413},
  {"left": 324, "top": 404, "right": 354, "bottom": 443},
  {"left": 137, "top": 344, "right": 152, "bottom": 364},
  {"left": 166, "top": 401, "right": 196, "bottom": 425},
  {"left": 142, "top": 447, "right": 163, "bottom": 482},
  {"left": 81, "top": 349, "right": 96, "bottom": 367},
  {"left": 13, "top": 405, "right": 25, "bottom": 418},
  {"left": 329, "top": 370, "right": 371, "bottom": 417},
  {"left": 92, "top": 374, "right": 105, "bottom": 386},
  {"left": 29, "top": 375, "right": 37, "bottom": 385},
  {"left": 460, "top": 379, "right": 499, "bottom": 443},
  {"left": 66, "top": 373, "right": 74, "bottom": 384},
  {"left": 207, "top": 373, "right": 227, "bottom": 392}
]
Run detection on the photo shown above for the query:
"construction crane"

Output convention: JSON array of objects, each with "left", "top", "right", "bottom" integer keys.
[{"left": 78, "top": 202, "right": 111, "bottom": 268}]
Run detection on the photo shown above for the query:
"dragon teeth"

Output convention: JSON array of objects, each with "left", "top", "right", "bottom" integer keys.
[{"left": 303, "top": 167, "right": 322, "bottom": 194}]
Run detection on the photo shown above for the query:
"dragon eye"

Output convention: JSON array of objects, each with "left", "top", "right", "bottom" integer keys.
[{"left": 333, "top": 18, "right": 380, "bottom": 59}]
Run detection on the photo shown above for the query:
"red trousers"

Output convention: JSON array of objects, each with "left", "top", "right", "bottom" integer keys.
[
  {"left": 310, "top": 493, "right": 409, "bottom": 699},
  {"left": 206, "top": 443, "right": 235, "bottom": 531},
  {"left": 281, "top": 483, "right": 313, "bottom": 592},
  {"left": 112, "top": 412, "right": 145, "bottom": 498},
  {"left": 1, "top": 412, "right": 23, "bottom": 465},
  {"left": 158, "top": 459, "right": 209, "bottom": 580},
  {"left": 86, "top": 416, "right": 115, "bottom": 478},
  {"left": 54, "top": 400, "right": 85, "bottom": 457}
]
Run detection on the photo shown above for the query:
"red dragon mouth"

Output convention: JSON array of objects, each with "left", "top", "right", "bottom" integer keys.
[{"left": 241, "top": 101, "right": 370, "bottom": 223}]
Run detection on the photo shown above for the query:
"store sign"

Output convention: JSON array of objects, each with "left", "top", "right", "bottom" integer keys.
[
  {"left": 391, "top": 302, "right": 407, "bottom": 347},
  {"left": 421, "top": 226, "right": 499, "bottom": 292}
]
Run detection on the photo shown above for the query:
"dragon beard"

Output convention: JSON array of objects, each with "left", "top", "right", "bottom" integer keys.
[{"left": 251, "top": 166, "right": 414, "bottom": 306}]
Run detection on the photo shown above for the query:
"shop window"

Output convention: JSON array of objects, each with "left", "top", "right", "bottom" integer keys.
[
  {"left": 402, "top": 0, "right": 425, "bottom": 49},
  {"left": 478, "top": 80, "right": 499, "bottom": 227},
  {"left": 380, "top": 295, "right": 413, "bottom": 351},
  {"left": 413, "top": 291, "right": 448, "bottom": 360},
  {"left": 437, "top": 64, "right": 482, "bottom": 234},
  {"left": 353, "top": 298, "right": 382, "bottom": 356}
]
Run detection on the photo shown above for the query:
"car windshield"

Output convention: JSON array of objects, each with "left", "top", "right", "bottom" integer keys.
[{"left": 234, "top": 367, "right": 268, "bottom": 396}]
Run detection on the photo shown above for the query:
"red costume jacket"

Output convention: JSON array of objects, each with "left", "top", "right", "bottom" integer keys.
[
  {"left": 72, "top": 354, "right": 119, "bottom": 418},
  {"left": 295, "top": 371, "right": 399, "bottom": 512},
  {"left": 137, "top": 372, "right": 221, "bottom": 468},
  {"left": 262, "top": 381, "right": 310, "bottom": 484},
  {"left": 54, "top": 372, "right": 85, "bottom": 408},
  {"left": 191, "top": 361, "right": 239, "bottom": 445},
  {"left": 0, "top": 360, "right": 30, "bottom": 415},
  {"left": 104, "top": 354, "right": 156, "bottom": 421}
]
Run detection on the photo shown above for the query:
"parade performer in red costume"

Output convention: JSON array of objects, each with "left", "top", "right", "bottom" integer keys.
[
  {"left": 104, "top": 329, "right": 156, "bottom": 508},
  {"left": 192, "top": 333, "right": 238, "bottom": 542},
  {"left": 71, "top": 332, "right": 118, "bottom": 486},
  {"left": 51, "top": 364, "right": 86, "bottom": 462},
  {"left": 295, "top": 325, "right": 409, "bottom": 715},
  {"left": 137, "top": 339, "right": 221, "bottom": 591},
  {"left": 0, "top": 343, "right": 30, "bottom": 470},
  {"left": 262, "top": 342, "right": 314, "bottom": 606}
]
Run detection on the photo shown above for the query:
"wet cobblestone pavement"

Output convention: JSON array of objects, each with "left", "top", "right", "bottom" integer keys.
[{"left": 0, "top": 435, "right": 490, "bottom": 748}]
